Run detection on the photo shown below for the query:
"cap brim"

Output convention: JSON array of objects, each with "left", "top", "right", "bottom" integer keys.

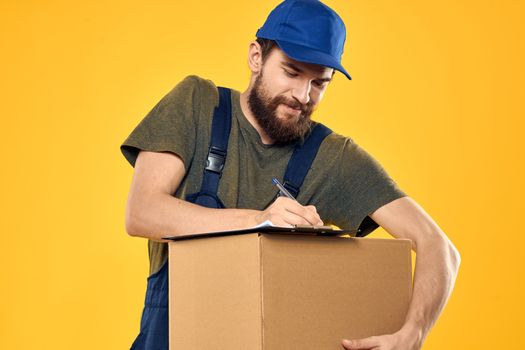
[{"left": 275, "top": 39, "right": 352, "bottom": 80}]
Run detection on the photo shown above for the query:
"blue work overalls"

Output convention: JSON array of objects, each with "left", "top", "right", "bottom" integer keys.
[{"left": 130, "top": 87, "right": 335, "bottom": 349}]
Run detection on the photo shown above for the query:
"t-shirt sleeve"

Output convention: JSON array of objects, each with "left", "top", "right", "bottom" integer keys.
[
  {"left": 120, "top": 75, "right": 204, "bottom": 169},
  {"left": 336, "top": 139, "right": 407, "bottom": 232}
]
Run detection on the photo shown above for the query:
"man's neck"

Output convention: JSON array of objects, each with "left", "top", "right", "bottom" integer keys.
[{"left": 239, "top": 89, "right": 274, "bottom": 145}]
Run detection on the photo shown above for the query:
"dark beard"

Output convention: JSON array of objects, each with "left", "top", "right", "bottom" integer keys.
[{"left": 247, "top": 73, "right": 314, "bottom": 146}]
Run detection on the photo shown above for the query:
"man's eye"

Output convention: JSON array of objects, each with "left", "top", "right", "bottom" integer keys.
[{"left": 284, "top": 69, "right": 298, "bottom": 77}]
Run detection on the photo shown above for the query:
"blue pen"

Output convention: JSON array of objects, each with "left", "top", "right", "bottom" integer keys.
[{"left": 272, "top": 177, "right": 297, "bottom": 201}]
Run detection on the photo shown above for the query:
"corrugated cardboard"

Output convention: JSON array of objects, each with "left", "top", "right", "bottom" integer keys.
[{"left": 168, "top": 233, "right": 412, "bottom": 350}]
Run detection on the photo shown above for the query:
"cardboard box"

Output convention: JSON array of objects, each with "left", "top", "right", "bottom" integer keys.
[{"left": 168, "top": 233, "right": 412, "bottom": 350}]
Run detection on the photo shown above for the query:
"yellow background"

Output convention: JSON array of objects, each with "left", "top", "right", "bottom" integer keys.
[{"left": 1, "top": 0, "right": 523, "bottom": 348}]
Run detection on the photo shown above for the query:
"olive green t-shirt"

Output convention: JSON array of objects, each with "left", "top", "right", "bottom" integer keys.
[{"left": 121, "top": 75, "right": 407, "bottom": 276}]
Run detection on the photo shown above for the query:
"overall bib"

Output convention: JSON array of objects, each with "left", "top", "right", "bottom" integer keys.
[{"left": 130, "top": 87, "right": 334, "bottom": 349}]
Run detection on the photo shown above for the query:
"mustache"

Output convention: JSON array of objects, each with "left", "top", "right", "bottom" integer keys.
[{"left": 272, "top": 96, "right": 313, "bottom": 114}]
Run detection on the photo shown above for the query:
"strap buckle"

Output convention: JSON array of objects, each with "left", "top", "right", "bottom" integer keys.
[{"left": 205, "top": 146, "right": 227, "bottom": 174}]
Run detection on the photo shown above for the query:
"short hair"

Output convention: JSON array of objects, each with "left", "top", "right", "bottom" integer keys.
[{"left": 256, "top": 38, "right": 278, "bottom": 62}]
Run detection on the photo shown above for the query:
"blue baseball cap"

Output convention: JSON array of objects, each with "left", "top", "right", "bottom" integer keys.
[{"left": 256, "top": 0, "right": 352, "bottom": 80}]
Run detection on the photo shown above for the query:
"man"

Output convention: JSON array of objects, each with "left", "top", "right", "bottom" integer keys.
[{"left": 121, "top": 1, "right": 460, "bottom": 349}]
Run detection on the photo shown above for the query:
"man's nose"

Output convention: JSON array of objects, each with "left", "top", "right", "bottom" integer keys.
[{"left": 292, "top": 81, "right": 311, "bottom": 106}]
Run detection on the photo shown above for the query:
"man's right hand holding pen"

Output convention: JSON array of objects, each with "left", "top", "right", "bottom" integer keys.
[{"left": 254, "top": 178, "right": 324, "bottom": 227}]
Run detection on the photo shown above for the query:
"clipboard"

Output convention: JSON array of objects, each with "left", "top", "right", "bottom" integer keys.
[{"left": 163, "top": 223, "right": 356, "bottom": 242}]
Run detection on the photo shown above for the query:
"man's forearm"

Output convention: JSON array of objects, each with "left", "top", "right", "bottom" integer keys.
[
  {"left": 398, "top": 234, "right": 461, "bottom": 346},
  {"left": 125, "top": 192, "right": 259, "bottom": 241}
]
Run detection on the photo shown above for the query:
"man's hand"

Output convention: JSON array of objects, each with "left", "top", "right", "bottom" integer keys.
[
  {"left": 341, "top": 328, "right": 422, "bottom": 350},
  {"left": 255, "top": 196, "right": 323, "bottom": 226}
]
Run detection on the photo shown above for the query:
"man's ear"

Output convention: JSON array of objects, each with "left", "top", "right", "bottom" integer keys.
[{"left": 247, "top": 41, "right": 263, "bottom": 74}]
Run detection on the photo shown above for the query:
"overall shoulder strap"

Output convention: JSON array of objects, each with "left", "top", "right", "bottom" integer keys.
[
  {"left": 283, "top": 123, "right": 379, "bottom": 237},
  {"left": 282, "top": 123, "right": 333, "bottom": 198},
  {"left": 198, "top": 87, "right": 232, "bottom": 197}
]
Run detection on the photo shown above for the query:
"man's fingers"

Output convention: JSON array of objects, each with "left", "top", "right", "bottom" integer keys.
[
  {"left": 284, "top": 203, "right": 323, "bottom": 226},
  {"left": 341, "top": 337, "right": 379, "bottom": 349},
  {"left": 267, "top": 197, "right": 323, "bottom": 226},
  {"left": 281, "top": 198, "right": 322, "bottom": 224},
  {"left": 306, "top": 205, "right": 318, "bottom": 213},
  {"left": 280, "top": 212, "right": 314, "bottom": 226},
  {"left": 270, "top": 207, "right": 316, "bottom": 227},
  {"left": 286, "top": 208, "right": 322, "bottom": 226},
  {"left": 305, "top": 205, "right": 323, "bottom": 225}
]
